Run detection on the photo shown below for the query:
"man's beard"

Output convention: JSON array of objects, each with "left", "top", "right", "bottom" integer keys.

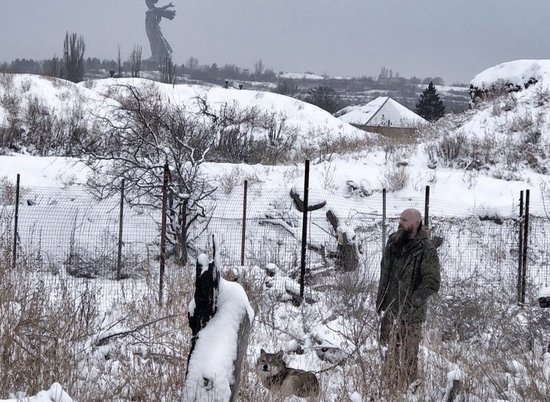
[{"left": 393, "top": 226, "right": 413, "bottom": 251}]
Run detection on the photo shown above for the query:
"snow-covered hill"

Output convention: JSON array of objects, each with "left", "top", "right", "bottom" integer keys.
[
  {"left": 0, "top": 74, "right": 369, "bottom": 155},
  {"left": 3, "top": 61, "right": 550, "bottom": 216}
]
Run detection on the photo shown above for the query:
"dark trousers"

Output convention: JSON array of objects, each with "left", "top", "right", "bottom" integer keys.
[{"left": 380, "top": 311, "right": 422, "bottom": 390}]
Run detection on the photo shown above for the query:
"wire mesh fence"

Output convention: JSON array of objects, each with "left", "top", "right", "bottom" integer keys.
[{"left": 1, "top": 178, "right": 550, "bottom": 307}]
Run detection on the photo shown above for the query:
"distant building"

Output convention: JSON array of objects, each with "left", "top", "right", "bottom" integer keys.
[{"left": 335, "top": 96, "right": 426, "bottom": 138}]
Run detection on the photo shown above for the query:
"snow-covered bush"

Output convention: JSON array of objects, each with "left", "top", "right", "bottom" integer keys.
[{"left": 379, "top": 165, "right": 409, "bottom": 191}]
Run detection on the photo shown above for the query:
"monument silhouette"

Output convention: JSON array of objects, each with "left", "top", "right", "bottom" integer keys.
[{"left": 145, "top": 0, "right": 176, "bottom": 62}]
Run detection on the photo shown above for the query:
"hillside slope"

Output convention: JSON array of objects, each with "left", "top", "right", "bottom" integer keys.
[{"left": 0, "top": 74, "right": 371, "bottom": 156}]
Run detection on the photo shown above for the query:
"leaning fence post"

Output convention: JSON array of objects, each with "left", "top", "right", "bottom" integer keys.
[
  {"left": 299, "top": 160, "right": 310, "bottom": 301},
  {"left": 159, "top": 163, "right": 170, "bottom": 305},
  {"left": 12, "top": 174, "right": 20, "bottom": 270},
  {"left": 521, "top": 189, "right": 530, "bottom": 304},
  {"left": 116, "top": 179, "right": 125, "bottom": 280},
  {"left": 517, "top": 191, "right": 524, "bottom": 304},
  {"left": 240, "top": 180, "right": 248, "bottom": 266}
]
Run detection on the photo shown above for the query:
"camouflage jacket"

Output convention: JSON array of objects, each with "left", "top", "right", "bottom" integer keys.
[{"left": 376, "top": 229, "right": 441, "bottom": 323}]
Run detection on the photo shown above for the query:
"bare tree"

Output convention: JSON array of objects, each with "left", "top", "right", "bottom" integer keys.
[
  {"left": 42, "top": 55, "right": 63, "bottom": 78},
  {"left": 160, "top": 55, "right": 176, "bottom": 84},
  {"left": 304, "top": 86, "right": 343, "bottom": 114},
  {"left": 274, "top": 80, "right": 299, "bottom": 97},
  {"left": 253, "top": 59, "right": 264, "bottom": 77},
  {"left": 117, "top": 45, "right": 123, "bottom": 78},
  {"left": 186, "top": 56, "right": 199, "bottom": 72},
  {"left": 83, "top": 83, "right": 218, "bottom": 264},
  {"left": 130, "top": 45, "right": 142, "bottom": 78},
  {"left": 63, "top": 32, "right": 86, "bottom": 82}
]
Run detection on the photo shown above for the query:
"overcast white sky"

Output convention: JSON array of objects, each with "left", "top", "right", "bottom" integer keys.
[{"left": 2, "top": 0, "right": 550, "bottom": 84}]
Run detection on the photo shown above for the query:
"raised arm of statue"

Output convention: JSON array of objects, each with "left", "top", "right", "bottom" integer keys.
[{"left": 158, "top": 2, "right": 176, "bottom": 19}]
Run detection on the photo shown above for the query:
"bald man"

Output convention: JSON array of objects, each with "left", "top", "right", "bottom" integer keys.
[{"left": 376, "top": 208, "right": 441, "bottom": 390}]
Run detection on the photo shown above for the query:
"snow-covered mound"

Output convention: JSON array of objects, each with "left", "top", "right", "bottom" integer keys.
[
  {"left": 0, "top": 73, "right": 114, "bottom": 123},
  {"left": 84, "top": 77, "right": 367, "bottom": 147},
  {"left": 424, "top": 59, "right": 550, "bottom": 178},
  {"left": 335, "top": 96, "right": 426, "bottom": 127},
  {"left": 0, "top": 74, "right": 369, "bottom": 153},
  {"left": 0, "top": 383, "right": 73, "bottom": 402},
  {"left": 471, "top": 59, "right": 550, "bottom": 90}
]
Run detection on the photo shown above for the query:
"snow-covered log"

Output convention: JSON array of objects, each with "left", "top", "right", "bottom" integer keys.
[{"left": 182, "top": 241, "right": 254, "bottom": 402}]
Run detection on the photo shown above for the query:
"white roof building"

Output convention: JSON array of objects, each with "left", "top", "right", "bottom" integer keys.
[{"left": 335, "top": 96, "right": 426, "bottom": 128}]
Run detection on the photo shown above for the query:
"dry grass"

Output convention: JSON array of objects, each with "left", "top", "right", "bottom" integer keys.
[{"left": 1, "top": 244, "right": 550, "bottom": 401}]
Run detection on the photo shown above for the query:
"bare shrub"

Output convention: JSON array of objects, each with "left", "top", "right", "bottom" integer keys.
[
  {"left": 24, "top": 95, "right": 55, "bottom": 155},
  {"left": 379, "top": 165, "right": 409, "bottom": 191},
  {"left": 509, "top": 112, "right": 535, "bottom": 133},
  {"left": 83, "top": 271, "right": 191, "bottom": 401},
  {"left": 0, "top": 265, "right": 100, "bottom": 397},
  {"left": 217, "top": 167, "right": 262, "bottom": 195},
  {"left": 241, "top": 111, "right": 297, "bottom": 165},
  {"left": 434, "top": 133, "right": 467, "bottom": 167},
  {"left": 490, "top": 92, "right": 517, "bottom": 116},
  {"left": 20, "top": 78, "right": 32, "bottom": 93},
  {"left": 428, "top": 283, "right": 550, "bottom": 401},
  {"left": 0, "top": 79, "right": 23, "bottom": 150},
  {"left": 301, "top": 133, "right": 379, "bottom": 163},
  {"left": 534, "top": 85, "right": 550, "bottom": 106},
  {"left": 0, "top": 176, "right": 23, "bottom": 204}
]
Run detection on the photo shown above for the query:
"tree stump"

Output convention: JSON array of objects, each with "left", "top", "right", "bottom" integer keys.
[
  {"left": 187, "top": 254, "right": 220, "bottom": 363},
  {"left": 183, "top": 240, "right": 254, "bottom": 402},
  {"left": 326, "top": 210, "right": 359, "bottom": 271}
]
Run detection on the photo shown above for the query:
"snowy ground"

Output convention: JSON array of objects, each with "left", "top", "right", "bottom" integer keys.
[{"left": 1, "top": 61, "right": 550, "bottom": 401}]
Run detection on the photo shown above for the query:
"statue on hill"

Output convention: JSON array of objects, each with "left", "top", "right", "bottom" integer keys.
[{"left": 145, "top": 0, "right": 176, "bottom": 62}]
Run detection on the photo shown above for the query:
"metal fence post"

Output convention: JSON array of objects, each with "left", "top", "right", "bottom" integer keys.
[
  {"left": 240, "top": 180, "right": 248, "bottom": 266},
  {"left": 159, "top": 163, "right": 170, "bottom": 305},
  {"left": 299, "top": 160, "right": 310, "bottom": 301},
  {"left": 424, "top": 185, "right": 430, "bottom": 227},
  {"left": 116, "top": 179, "right": 125, "bottom": 280},
  {"left": 12, "top": 174, "right": 20, "bottom": 270},
  {"left": 517, "top": 191, "right": 524, "bottom": 304},
  {"left": 521, "top": 189, "right": 530, "bottom": 304},
  {"left": 382, "top": 188, "right": 387, "bottom": 250}
]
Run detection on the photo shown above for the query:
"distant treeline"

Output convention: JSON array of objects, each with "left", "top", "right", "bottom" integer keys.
[
  {"left": 0, "top": 57, "right": 469, "bottom": 113},
  {"left": 0, "top": 57, "right": 278, "bottom": 83},
  {"left": 0, "top": 57, "right": 460, "bottom": 86}
]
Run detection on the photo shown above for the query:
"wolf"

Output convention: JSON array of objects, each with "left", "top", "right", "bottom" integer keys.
[{"left": 256, "top": 349, "right": 320, "bottom": 401}]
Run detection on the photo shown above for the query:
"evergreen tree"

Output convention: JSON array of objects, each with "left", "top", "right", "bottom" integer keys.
[{"left": 416, "top": 81, "right": 445, "bottom": 121}]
